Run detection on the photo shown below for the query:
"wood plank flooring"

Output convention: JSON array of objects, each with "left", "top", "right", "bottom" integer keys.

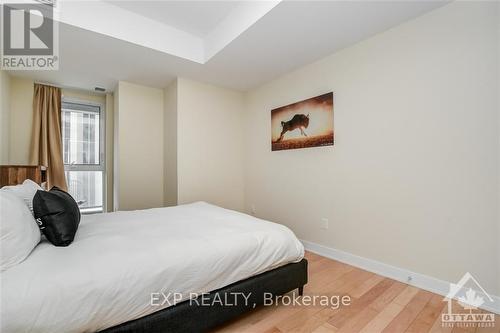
[{"left": 213, "top": 252, "right": 499, "bottom": 333}]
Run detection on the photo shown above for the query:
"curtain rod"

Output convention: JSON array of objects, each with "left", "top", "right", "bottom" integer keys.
[{"left": 34, "top": 81, "right": 107, "bottom": 95}]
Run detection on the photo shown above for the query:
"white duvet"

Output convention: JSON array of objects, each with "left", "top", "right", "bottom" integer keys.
[{"left": 0, "top": 202, "right": 304, "bottom": 333}]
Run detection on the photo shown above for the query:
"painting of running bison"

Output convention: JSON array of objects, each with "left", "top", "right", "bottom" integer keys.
[{"left": 271, "top": 92, "right": 333, "bottom": 151}]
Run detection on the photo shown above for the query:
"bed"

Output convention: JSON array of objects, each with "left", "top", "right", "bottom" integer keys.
[{"left": 1, "top": 173, "right": 307, "bottom": 333}]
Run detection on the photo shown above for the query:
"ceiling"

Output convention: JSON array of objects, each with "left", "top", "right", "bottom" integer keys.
[
  {"left": 7, "top": 1, "right": 447, "bottom": 92},
  {"left": 105, "top": 1, "right": 242, "bottom": 38}
]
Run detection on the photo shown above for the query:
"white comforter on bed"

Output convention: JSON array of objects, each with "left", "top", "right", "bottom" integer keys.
[{"left": 1, "top": 202, "right": 304, "bottom": 333}]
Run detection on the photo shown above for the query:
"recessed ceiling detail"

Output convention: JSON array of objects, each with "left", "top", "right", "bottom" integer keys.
[
  {"left": 105, "top": 1, "right": 241, "bottom": 38},
  {"left": 6, "top": 0, "right": 448, "bottom": 92},
  {"left": 56, "top": 0, "right": 280, "bottom": 63}
]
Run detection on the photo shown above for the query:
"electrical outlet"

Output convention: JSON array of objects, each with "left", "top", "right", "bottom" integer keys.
[{"left": 321, "top": 218, "right": 329, "bottom": 229}]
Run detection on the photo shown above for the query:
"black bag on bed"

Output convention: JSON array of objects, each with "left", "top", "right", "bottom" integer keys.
[{"left": 33, "top": 186, "right": 81, "bottom": 247}]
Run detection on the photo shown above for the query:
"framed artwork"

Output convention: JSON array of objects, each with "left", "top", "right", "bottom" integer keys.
[{"left": 271, "top": 92, "right": 333, "bottom": 151}]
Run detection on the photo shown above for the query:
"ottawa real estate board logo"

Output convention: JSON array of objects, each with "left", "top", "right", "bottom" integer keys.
[
  {"left": 442, "top": 272, "right": 496, "bottom": 329},
  {"left": 1, "top": 0, "right": 59, "bottom": 70}
]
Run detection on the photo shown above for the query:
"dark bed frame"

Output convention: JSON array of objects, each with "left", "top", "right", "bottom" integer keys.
[{"left": 100, "top": 259, "right": 308, "bottom": 333}]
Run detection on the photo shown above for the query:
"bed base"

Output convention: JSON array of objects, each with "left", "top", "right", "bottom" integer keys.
[{"left": 100, "top": 259, "right": 308, "bottom": 333}]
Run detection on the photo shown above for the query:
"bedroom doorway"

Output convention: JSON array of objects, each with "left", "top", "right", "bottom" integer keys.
[{"left": 61, "top": 99, "right": 106, "bottom": 213}]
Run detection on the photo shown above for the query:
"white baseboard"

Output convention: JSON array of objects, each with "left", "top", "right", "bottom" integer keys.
[{"left": 301, "top": 239, "right": 500, "bottom": 314}]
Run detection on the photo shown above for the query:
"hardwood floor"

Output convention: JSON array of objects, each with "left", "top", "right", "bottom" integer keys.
[{"left": 213, "top": 252, "right": 499, "bottom": 333}]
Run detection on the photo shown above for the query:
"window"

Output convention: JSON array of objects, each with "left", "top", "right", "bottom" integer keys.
[{"left": 62, "top": 100, "right": 105, "bottom": 213}]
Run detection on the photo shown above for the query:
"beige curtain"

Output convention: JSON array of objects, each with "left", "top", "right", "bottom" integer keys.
[{"left": 29, "top": 84, "right": 68, "bottom": 191}]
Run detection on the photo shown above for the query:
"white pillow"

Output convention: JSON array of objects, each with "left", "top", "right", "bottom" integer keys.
[
  {"left": 0, "top": 191, "right": 41, "bottom": 271},
  {"left": 2, "top": 179, "right": 43, "bottom": 215}
]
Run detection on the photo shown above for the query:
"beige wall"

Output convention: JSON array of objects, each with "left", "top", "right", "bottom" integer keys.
[
  {"left": 113, "top": 86, "right": 120, "bottom": 211},
  {"left": 1, "top": 1, "right": 497, "bottom": 294},
  {"left": 115, "top": 81, "right": 164, "bottom": 210},
  {"left": 163, "top": 80, "right": 178, "bottom": 206},
  {"left": 105, "top": 94, "right": 114, "bottom": 211},
  {"left": 6, "top": 78, "right": 111, "bottom": 164},
  {"left": 0, "top": 70, "right": 11, "bottom": 163},
  {"left": 177, "top": 78, "right": 245, "bottom": 211},
  {"left": 4, "top": 78, "right": 115, "bottom": 211},
  {"left": 9, "top": 77, "right": 33, "bottom": 164},
  {"left": 497, "top": 1, "right": 500, "bottom": 296},
  {"left": 244, "top": 1, "right": 499, "bottom": 294}
]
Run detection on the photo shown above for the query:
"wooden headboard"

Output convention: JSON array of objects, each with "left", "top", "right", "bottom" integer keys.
[{"left": 0, "top": 165, "right": 46, "bottom": 187}]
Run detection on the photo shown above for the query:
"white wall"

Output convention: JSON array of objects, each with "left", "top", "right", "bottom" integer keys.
[
  {"left": 177, "top": 78, "right": 245, "bottom": 211},
  {"left": 115, "top": 81, "right": 164, "bottom": 210},
  {"left": 244, "top": 1, "right": 499, "bottom": 294},
  {"left": 0, "top": 71, "right": 11, "bottom": 164},
  {"left": 163, "top": 80, "right": 178, "bottom": 206}
]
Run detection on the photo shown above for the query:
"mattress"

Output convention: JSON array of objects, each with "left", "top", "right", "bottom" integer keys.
[{"left": 0, "top": 202, "right": 304, "bottom": 333}]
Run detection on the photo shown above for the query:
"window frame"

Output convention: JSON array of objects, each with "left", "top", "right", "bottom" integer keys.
[{"left": 61, "top": 97, "right": 106, "bottom": 213}]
